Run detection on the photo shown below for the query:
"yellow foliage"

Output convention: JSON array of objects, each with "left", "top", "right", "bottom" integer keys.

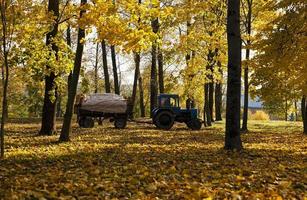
[
  {"left": 249, "top": 110, "right": 270, "bottom": 121},
  {"left": 0, "top": 121, "right": 305, "bottom": 199}
]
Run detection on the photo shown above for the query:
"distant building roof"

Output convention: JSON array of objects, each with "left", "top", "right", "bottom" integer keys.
[{"left": 241, "top": 95, "right": 263, "bottom": 109}]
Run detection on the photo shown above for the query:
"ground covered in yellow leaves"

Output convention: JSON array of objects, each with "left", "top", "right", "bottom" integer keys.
[{"left": 0, "top": 120, "right": 306, "bottom": 199}]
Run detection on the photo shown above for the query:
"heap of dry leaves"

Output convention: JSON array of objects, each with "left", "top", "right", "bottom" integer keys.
[{"left": 0, "top": 120, "right": 306, "bottom": 199}]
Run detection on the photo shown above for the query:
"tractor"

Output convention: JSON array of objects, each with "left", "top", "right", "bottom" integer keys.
[{"left": 152, "top": 94, "right": 202, "bottom": 130}]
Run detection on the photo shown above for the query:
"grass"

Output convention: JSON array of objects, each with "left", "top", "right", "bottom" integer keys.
[{"left": 0, "top": 120, "right": 306, "bottom": 199}]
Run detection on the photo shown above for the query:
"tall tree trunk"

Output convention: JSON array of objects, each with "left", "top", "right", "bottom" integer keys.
[
  {"left": 242, "top": 0, "right": 252, "bottom": 132},
  {"left": 241, "top": 46, "right": 250, "bottom": 131},
  {"left": 0, "top": 3, "right": 9, "bottom": 158},
  {"left": 209, "top": 82, "right": 214, "bottom": 122},
  {"left": 294, "top": 100, "right": 297, "bottom": 121},
  {"left": 285, "top": 98, "right": 288, "bottom": 121},
  {"left": 67, "top": 25, "right": 72, "bottom": 92},
  {"left": 56, "top": 97, "right": 62, "bottom": 117},
  {"left": 203, "top": 86, "right": 207, "bottom": 127},
  {"left": 302, "top": 96, "right": 307, "bottom": 134},
  {"left": 150, "top": 18, "right": 159, "bottom": 117},
  {"left": 39, "top": 0, "right": 59, "bottom": 136},
  {"left": 94, "top": 42, "right": 99, "bottom": 93},
  {"left": 205, "top": 83, "right": 212, "bottom": 126},
  {"left": 101, "top": 40, "right": 111, "bottom": 93},
  {"left": 111, "top": 45, "right": 120, "bottom": 94},
  {"left": 158, "top": 46, "right": 164, "bottom": 94},
  {"left": 138, "top": 67, "right": 145, "bottom": 117},
  {"left": 0, "top": 54, "right": 8, "bottom": 159},
  {"left": 59, "top": 0, "right": 87, "bottom": 142},
  {"left": 130, "top": 53, "right": 140, "bottom": 117},
  {"left": 225, "top": 0, "right": 243, "bottom": 150},
  {"left": 215, "top": 80, "right": 223, "bottom": 121}
]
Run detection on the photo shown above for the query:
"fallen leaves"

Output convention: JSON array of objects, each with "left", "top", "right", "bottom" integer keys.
[{"left": 0, "top": 121, "right": 306, "bottom": 199}]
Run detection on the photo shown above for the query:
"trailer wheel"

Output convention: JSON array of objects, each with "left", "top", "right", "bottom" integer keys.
[
  {"left": 79, "top": 117, "right": 94, "bottom": 128},
  {"left": 186, "top": 119, "right": 202, "bottom": 130},
  {"left": 114, "top": 118, "right": 127, "bottom": 129},
  {"left": 154, "top": 111, "right": 175, "bottom": 130}
]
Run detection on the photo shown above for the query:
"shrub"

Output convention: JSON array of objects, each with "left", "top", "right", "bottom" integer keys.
[{"left": 250, "top": 110, "right": 270, "bottom": 121}]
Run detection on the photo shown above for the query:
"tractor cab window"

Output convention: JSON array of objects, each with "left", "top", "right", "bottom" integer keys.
[
  {"left": 160, "top": 97, "right": 169, "bottom": 107},
  {"left": 170, "top": 97, "right": 179, "bottom": 107}
]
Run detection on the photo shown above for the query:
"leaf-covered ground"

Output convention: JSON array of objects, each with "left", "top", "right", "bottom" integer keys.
[{"left": 0, "top": 120, "right": 306, "bottom": 199}]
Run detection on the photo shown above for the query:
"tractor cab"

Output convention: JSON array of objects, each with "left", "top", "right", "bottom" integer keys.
[
  {"left": 152, "top": 94, "right": 202, "bottom": 130},
  {"left": 158, "top": 94, "right": 180, "bottom": 109}
]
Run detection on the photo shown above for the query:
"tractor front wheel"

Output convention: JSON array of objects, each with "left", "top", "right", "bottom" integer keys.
[
  {"left": 187, "top": 119, "right": 202, "bottom": 130},
  {"left": 154, "top": 111, "right": 175, "bottom": 130}
]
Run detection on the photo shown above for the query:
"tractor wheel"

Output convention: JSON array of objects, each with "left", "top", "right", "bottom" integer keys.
[
  {"left": 114, "top": 118, "right": 127, "bottom": 129},
  {"left": 80, "top": 117, "right": 94, "bottom": 128},
  {"left": 154, "top": 111, "right": 175, "bottom": 130},
  {"left": 187, "top": 119, "right": 202, "bottom": 130}
]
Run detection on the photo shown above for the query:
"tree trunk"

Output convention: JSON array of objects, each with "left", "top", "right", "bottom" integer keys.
[
  {"left": 205, "top": 83, "right": 212, "bottom": 126},
  {"left": 285, "top": 99, "right": 288, "bottom": 121},
  {"left": 150, "top": 18, "right": 159, "bottom": 117},
  {"left": 0, "top": 54, "right": 8, "bottom": 158},
  {"left": 56, "top": 96, "right": 62, "bottom": 117},
  {"left": 242, "top": 0, "right": 252, "bottom": 132},
  {"left": 225, "top": 0, "right": 243, "bottom": 150},
  {"left": 158, "top": 46, "right": 164, "bottom": 94},
  {"left": 302, "top": 96, "right": 306, "bottom": 134},
  {"left": 215, "top": 82, "right": 223, "bottom": 121},
  {"left": 39, "top": 0, "right": 59, "bottom": 136},
  {"left": 111, "top": 45, "right": 120, "bottom": 94},
  {"left": 130, "top": 53, "right": 140, "bottom": 117},
  {"left": 294, "top": 100, "right": 297, "bottom": 121},
  {"left": 0, "top": 1, "right": 10, "bottom": 158},
  {"left": 215, "top": 61, "right": 223, "bottom": 121},
  {"left": 138, "top": 67, "right": 145, "bottom": 117},
  {"left": 59, "top": 0, "right": 87, "bottom": 142},
  {"left": 241, "top": 47, "right": 250, "bottom": 131},
  {"left": 94, "top": 42, "right": 99, "bottom": 93},
  {"left": 209, "top": 82, "right": 214, "bottom": 122},
  {"left": 67, "top": 26, "right": 73, "bottom": 92},
  {"left": 101, "top": 40, "right": 111, "bottom": 93}
]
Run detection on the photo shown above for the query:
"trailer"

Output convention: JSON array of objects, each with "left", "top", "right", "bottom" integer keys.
[{"left": 75, "top": 93, "right": 131, "bottom": 129}]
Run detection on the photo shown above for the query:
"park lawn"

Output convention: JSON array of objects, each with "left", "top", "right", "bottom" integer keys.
[{"left": 0, "top": 120, "right": 306, "bottom": 199}]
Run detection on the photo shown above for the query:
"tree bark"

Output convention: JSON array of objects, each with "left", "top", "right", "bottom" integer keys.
[
  {"left": 225, "top": 0, "right": 243, "bottom": 150},
  {"left": 56, "top": 97, "right": 62, "bottom": 117},
  {"left": 285, "top": 98, "right": 288, "bottom": 121},
  {"left": 215, "top": 79, "right": 223, "bottom": 121},
  {"left": 59, "top": 0, "right": 87, "bottom": 142},
  {"left": 39, "top": 0, "right": 59, "bottom": 136},
  {"left": 302, "top": 96, "right": 306, "bottom": 134},
  {"left": 101, "top": 40, "right": 111, "bottom": 93},
  {"left": 150, "top": 18, "right": 159, "bottom": 117},
  {"left": 209, "top": 82, "right": 214, "bottom": 122},
  {"left": 158, "top": 46, "right": 164, "bottom": 94},
  {"left": 138, "top": 66, "right": 145, "bottom": 117},
  {"left": 0, "top": 1, "right": 10, "bottom": 158},
  {"left": 241, "top": 0, "right": 252, "bottom": 132},
  {"left": 67, "top": 26, "right": 72, "bottom": 92},
  {"left": 94, "top": 42, "right": 99, "bottom": 93},
  {"left": 294, "top": 100, "right": 297, "bottom": 121},
  {"left": 111, "top": 45, "right": 120, "bottom": 94},
  {"left": 130, "top": 53, "right": 140, "bottom": 117},
  {"left": 205, "top": 83, "right": 212, "bottom": 126}
]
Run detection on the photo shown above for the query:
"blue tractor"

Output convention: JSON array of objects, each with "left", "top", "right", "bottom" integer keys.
[{"left": 152, "top": 94, "right": 202, "bottom": 130}]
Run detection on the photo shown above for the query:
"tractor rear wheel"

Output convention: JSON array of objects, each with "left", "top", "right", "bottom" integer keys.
[
  {"left": 154, "top": 111, "right": 175, "bottom": 130},
  {"left": 114, "top": 118, "right": 127, "bottom": 129},
  {"left": 79, "top": 117, "right": 95, "bottom": 128},
  {"left": 187, "top": 119, "right": 202, "bottom": 130}
]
